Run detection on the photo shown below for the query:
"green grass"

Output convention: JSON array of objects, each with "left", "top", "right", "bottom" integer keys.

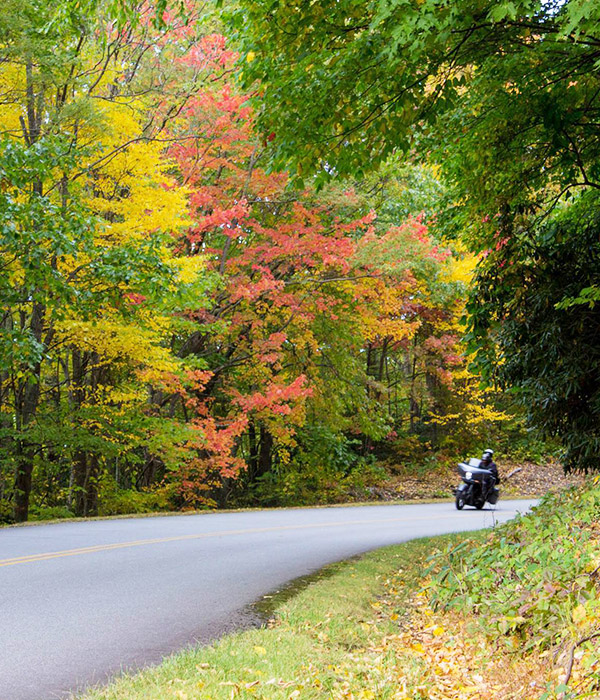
[{"left": 79, "top": 533, "right": 468, "bottom": 700}]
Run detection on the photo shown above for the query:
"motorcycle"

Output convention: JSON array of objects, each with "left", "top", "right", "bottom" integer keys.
[{"left": 454, "top": 457, "right": 499, "bottom": 510}]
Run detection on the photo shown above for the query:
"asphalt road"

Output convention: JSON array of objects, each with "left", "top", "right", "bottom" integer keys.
[{"left": 0, "top": 499, "right": 536, "bottom": 700}]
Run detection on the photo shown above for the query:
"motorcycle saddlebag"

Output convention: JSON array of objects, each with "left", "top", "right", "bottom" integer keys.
[{"left": 488, "top": 487, "right": 499, "bottom": 505}]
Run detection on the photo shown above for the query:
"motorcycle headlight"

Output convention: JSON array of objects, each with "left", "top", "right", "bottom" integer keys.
[{"left": 465, "top": 471, "right": 472, "bottom": 480}]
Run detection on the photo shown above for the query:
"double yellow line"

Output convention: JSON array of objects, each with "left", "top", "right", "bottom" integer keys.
[{"left": 0, "top": 511, "right": 514, "bottom": 569}]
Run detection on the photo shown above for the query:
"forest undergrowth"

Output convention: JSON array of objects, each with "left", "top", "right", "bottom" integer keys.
[{"left": 414, "top": 482, "right": 600, "bottom": 698}]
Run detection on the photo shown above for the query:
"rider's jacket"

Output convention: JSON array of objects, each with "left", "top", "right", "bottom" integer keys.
[{"left": 482, "top": 459, "right": 500, "bottom": 484}]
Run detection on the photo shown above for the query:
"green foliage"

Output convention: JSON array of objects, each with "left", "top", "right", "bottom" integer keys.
[
  {"left": 316, "top": 160, "right": 449, "bottom": 231},
  {"left": 29, "top": 505, "right": 76, "bottom": 521},
  {"left": 0, "top": 137, "right": 93, "bottom": 367},
  {"left": 494, "top": 415, "right": 560, "bottom": 465},
  {"left": 227, "top": 0, "right": 600, "bottom": 203},
  {"left": 294, "top": 426, "right": 367, "bottom": 476},
  {"left": 240, "top": 426, "right": 385, "bottom": 507},
  {"left": 469, "top": 197, "right": 600, "bottom": 471},
  {"left": 426, "top": 482, "right": 600, "bottom": 652},
  {"left": 97, "top": 476, "right": 174, "bottom": 516}
]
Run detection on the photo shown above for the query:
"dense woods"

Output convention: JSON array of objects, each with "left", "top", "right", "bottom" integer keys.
[
  {"left": 0, "top": 0, "right": 510, "bottom": 522},
  {"left": 4, "top": 0, "right": 599, "bottom": 522},
  {"left": 233, "top": 0, "right": 600, "bottom": 474}
]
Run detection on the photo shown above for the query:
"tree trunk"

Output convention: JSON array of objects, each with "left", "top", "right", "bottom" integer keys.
[
  {"left": 257, "top": 427, "right": 273, "bottom": 478},
  {"left": 12, "top": 65, "right": 45, "bottom": 522},
  {"left": 13, "top": 301, "right": 45, "bottom": 522},
  {"left": 409, "top": 340, "right": 420, "bottom": 433},
  {"left": 246, "top": 422, "right": 272, "bottom": 485},
  {"left": 86, "top": 454, "right": 99, "bottom": 516},
  {"left": 73, "top": 452, "right": 100, "bottom": 517},
  {"left": 13, "top": 443, "right": 34, "bottom": 523},
  {"left": 247, "top": 420, "right": 259, "bottom": 482},
  {"left": 73, "top": 451, "right": 88, "bottom": 517}
]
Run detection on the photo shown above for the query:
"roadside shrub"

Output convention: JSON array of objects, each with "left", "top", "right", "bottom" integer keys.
[
  {"left": 425, "top": 481, "right": 600, "bottom": 654},
  {"left": 502, "top": 435, "right": 560, "bottom": 465},
  {"left": 97, "top": 476, "right": 174, "bottom": 515},
  {"left": 0, "top": 498, "right": 14, "bottom": 523},
  {"left": 28, "top": 505, "right": 76, "bottom": 521},
  {"left": 247, "top": 458, "right": 384, "bottom": 507},
  {"left": 386, "top": 434, "right": 424, "bottom": 465},
  {"left": 344, "top": 460, "right": 387, "bottom": 492},
  {"left": 242, "top": 427, "right": 386, "bottom": 507}
]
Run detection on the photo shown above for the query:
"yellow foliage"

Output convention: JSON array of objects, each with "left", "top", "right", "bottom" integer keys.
[
  {"left": 0, "top": 63, "right": 26, "bottom": 136},
  {"left": 57, "top": 316, "right": 181, "bottom": 376},
  {"left": 359, "top": 282, "right": 422, "bottom": 343},
  {"left": 172, "top": 256, "right": 205, "bottom": 285},
  {"left": 441, "top": 250, "right": 479, "bottom": 286},
  {"left": 84, "top": 384, "right": 147, "bottom": 408},
  {"left": 363, "top": 316, "right": 420, "bottom": 343},
  {"left": 86, "top": 102, "right": 191, "bottom": 243}
]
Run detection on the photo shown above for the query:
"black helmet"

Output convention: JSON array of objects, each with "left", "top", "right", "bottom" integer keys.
[{"left": 482, "top": 449, "right": 494, "bottom": 461}]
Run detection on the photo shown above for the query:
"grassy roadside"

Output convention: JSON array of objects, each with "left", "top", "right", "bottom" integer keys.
[{"left": 79, "top": 534, "right": 466, "bottom": 700}]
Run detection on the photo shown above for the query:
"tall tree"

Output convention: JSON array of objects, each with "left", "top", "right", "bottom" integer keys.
[{"left": 0, "top": 0, "right": 209, "bottom": 519}]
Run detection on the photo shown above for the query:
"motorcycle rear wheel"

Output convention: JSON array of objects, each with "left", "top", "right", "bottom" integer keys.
[
  {"left": 455, "top": 494, "right": 465, "bottom": 510},
  {"left": 475, "top": 499, "right": 485, "bottom": 510}
]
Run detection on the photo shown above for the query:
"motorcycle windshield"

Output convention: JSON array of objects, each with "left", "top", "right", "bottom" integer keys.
[{"left": 457, "top": 463, "right": 494, "bottom": 481}]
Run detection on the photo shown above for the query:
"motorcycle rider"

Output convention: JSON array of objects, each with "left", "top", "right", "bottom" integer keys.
[
  {"left": 455, "top": 448, "right": 501, "bottom": 510},
  {"left": 481, "top": 448, "right": 500, "bottom": 484}
]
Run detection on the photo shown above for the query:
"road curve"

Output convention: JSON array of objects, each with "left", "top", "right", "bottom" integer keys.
[{"left": 0, "top": 499, "right": 536, "bottom": 700}]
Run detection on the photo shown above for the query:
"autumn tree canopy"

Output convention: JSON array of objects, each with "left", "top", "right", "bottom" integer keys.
[
  {"left": 228, "top": 0, "right": 600, "bottom": 472},
  {"left": 0, "top": 0, "right": 526, "bottom": 522}
]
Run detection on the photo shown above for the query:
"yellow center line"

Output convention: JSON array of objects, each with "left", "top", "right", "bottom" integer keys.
[{"left": 0, "top": 511, "right": 518, "bottom": 568}]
